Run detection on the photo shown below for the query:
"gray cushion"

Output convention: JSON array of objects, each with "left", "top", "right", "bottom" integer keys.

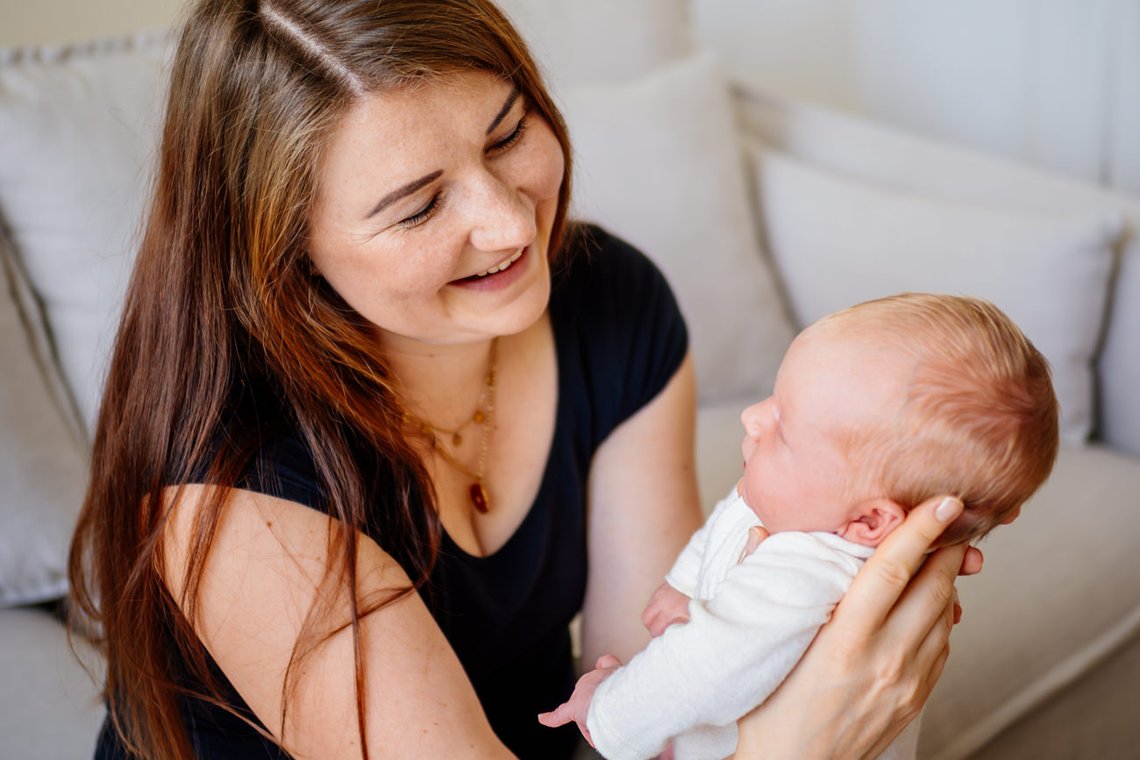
[
  {"left": 922, "top": 443, "right": 1140, "bottom": 758},
  {"left": 0, "top": 606, "right": 104, "bottom": 758},
  {"left": 0, "top": 231, "right": 89, "bottom": 606}
]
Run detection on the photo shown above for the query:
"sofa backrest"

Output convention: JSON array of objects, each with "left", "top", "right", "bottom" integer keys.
[{"left": 736, "top": 89, "right": 1140, "bottom": 456}]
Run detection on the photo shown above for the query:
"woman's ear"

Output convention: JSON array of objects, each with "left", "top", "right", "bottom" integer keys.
[{"left": 839, "top": 499, "right": 906, "bottom": 547}]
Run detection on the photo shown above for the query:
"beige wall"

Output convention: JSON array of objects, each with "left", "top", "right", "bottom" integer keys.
[{"left": 1, "top": 0, "right": 187, "bottom": 47}]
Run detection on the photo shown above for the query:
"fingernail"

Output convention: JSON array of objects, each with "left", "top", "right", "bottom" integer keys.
[{"left": 935, "top": 497, "right": 963, "bottom": 523}]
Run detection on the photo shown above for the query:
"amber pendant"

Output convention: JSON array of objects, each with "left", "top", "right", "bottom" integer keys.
[{"left": 469, "top": 482, "right": 490, "bottom": 513}]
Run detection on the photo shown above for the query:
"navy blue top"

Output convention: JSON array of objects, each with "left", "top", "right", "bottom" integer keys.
[{"left": 94, "top": 225, "right": 688, "bottom": 759}]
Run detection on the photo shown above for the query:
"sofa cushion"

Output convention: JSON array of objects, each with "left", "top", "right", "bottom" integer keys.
[
  {"left": 496, "top": 0, "right": 692, "bottom": 92},
  {"left": 921, "top": 443, "right": 1140, "bottom": 758},
  {"left": 0, "top": 32, "right": 173, "bottom": 433},
  {"left": 0, "top": 606, "right": 105, "bottom": 758},
  {"left": 749, "top": 144, "right": 1121, "bottom": 444},
  {"left": 0, "top": 232, "right": 89, "bottom": 606},
  {"left": 735, "top": 90, "right": 1140, "bottom": 456},
  {"left": 563, "top": 53, "right": 796, "bottom": 404}
]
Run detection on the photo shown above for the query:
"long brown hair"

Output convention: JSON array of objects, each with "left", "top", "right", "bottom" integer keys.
[{"left": 67, "top": 1, "right": 574, "bottom": 757}]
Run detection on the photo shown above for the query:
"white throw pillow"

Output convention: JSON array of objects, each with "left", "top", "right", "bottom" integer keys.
[
  {"left": 563, "top": 53, "right": 797, "bottom": 403},
  {"left": 0, "top": 234, "right": 89, "bottom": 606},
  {"left": 0, "top": 33, "right": 173, "bottom": 433},
  {"left": 495, "top": 0, "right": 692, "bottom": 92},
  {"left": 749, "top": 144, "right": 1121, "bottom": 443}
]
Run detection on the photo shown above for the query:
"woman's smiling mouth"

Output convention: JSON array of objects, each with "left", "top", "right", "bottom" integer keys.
[
  {"left": 451, "top": 245, "right": 532, "bottom": 290},
  {"left": 473, "top": 247, "right": 525, "bottom": 278}
]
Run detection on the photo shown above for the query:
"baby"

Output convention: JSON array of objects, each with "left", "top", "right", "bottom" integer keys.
[{"left": 538, "top": 293, "right": 1059, "bottom": 760}]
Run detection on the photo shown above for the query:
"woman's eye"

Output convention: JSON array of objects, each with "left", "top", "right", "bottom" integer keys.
[
  {"left": 397, "top": 194, "right": 441, "bottom": 229},
  {"left": 488, "top": 113, "right": 529, "bottom": 154}
]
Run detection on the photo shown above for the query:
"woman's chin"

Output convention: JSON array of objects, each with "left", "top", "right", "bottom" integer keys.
[{"left": 452, "top": 245, "right": 552, "bottom": 337}]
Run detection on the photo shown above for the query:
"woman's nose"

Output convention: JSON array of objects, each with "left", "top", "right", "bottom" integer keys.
[{"left": 467, "top": 172, "right": 535, "bottom": 253}]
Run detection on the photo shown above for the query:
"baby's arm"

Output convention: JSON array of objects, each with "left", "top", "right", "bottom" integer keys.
[
  {"left": 586, "top": 534, "right": 861, "bottom": 759},
  {"left": 641, "top": 581, "right": 692, "bottom": 637},
  {"left": 661, "top": 489, "right": 739, "bottom": 598},
  {"left": 537, "top": 655, "right": 623, "bottom": 747}
]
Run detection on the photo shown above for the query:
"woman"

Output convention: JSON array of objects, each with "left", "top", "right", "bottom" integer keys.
[{"left": 69, "top": 0, "right": 978, "bottom": 758}]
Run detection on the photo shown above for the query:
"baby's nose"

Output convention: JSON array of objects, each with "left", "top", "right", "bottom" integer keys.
[{"left": 740, "top": 402, "right": 768, "bottom": 439}]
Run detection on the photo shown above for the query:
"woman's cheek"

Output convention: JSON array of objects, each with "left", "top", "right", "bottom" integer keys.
[{"left": 524, "top": 120, "right": 566, "bottom": 203}]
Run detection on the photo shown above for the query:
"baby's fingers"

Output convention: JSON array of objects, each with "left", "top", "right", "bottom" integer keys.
[
  {"left": 596, "top": 654, "right": 622, "bottom": 669},
  {"left": 537, "top": 703, "right": 573, "bottom": 728}
]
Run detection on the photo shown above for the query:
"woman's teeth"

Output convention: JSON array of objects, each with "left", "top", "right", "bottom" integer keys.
[{"left": 475, "top": 247, "right": 524, "bottom": 277}]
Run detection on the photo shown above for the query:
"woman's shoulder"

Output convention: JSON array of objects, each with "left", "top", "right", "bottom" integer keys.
[
  {"left": 548, "top": 223, "right": 689, "bottom": 436},
  {"left": 552, "top": 222, "right": 670, "bottom": 299},
  {"left": 185, "top": 385, "right": 328, "bottom": 511},
  {"left": 550, "top": 222, "right": 686, "bottom": 335}
]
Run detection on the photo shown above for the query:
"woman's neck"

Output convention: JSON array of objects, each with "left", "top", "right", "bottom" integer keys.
[{"left": 381, "top": 334, "right": 499, "bottom": 428}]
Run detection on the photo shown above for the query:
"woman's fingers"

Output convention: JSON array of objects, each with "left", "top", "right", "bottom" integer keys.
[
  {"left": 744, "top": 525, "right": 769, "bottom": 556},
  {"left": 837, "top": 496, "right": 963, "bottom": 634},
  {"left": 906, "top": 578, "right": 956, "bottom": 707},
  {"left": 887, "top": 541, "right": 966, "bottom": 644},
  {"left": 960, "top": 545, "right": 984, "bottom": 576}
]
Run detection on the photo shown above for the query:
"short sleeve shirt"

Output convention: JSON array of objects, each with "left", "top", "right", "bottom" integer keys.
[{"left": 95, "top": 225, "right": 688, "bottom": 760}]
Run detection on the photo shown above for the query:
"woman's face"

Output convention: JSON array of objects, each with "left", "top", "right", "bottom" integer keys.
[{"left": 307, "top": 71, "right": 565, "bottom": 349}]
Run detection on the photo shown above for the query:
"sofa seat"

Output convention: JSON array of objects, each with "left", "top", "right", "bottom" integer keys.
[{"left": 0, "top": 606, "right": 104, "bottom": 759}]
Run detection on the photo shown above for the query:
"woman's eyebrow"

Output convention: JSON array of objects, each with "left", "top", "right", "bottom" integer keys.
[
  {"left": 364, "top": 88, "right": 520, "bottom": 220},
  {"left": 486, "top": 88, "right": 521, "bottom": 135},
  {"left": 366, "top": 169, "right": 443, "bottom": 219}
]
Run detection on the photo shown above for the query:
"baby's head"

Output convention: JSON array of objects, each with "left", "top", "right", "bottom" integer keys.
[{"left": 738, "top": 293, "right": 1059, "bottom": 548}]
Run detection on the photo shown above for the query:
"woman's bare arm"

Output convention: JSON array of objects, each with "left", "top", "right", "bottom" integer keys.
[
  {"left": 734, "top": 495, "right": 975, "bottom": 759},
  {"left": 162, "top": 485, "right": 513, "bottom": 759},
  {"left": 580, "top": 353, "right": 704, "bottom": 666}
]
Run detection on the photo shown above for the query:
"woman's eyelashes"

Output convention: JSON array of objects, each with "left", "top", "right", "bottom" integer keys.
[
  {"left": 488, "top": 111, "right": 529, "bottom": 154},
  {"left": 397, "top": 192, "right": 443, "bottom": 229},
  {"left": 394, "top": 110, "right": 529, "bottom": 231}
]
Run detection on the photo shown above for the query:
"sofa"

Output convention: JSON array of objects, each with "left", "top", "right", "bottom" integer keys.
[{"left": 2, "top": 2, "right": 1138, "bottom": 758}]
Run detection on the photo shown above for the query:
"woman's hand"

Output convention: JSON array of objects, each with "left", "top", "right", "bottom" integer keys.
[{"left": 734, "top": 495, "right": 980, "bottom": 759}]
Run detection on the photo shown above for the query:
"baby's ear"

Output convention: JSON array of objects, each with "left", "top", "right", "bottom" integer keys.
[{"left": 839, "top": 499, "right": 906, "bottom": 547}]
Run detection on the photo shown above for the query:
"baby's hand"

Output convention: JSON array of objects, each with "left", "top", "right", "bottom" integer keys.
[
  {"left": 537, "top": 654, "right": 622, "bottom": 747},
  {"left": 641, "top": 581, "right": 692, "bottom": 637}
]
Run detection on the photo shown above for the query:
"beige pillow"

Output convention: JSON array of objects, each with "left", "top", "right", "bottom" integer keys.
[
  {"left": 0, "top": 32, "right": 173, "bottom": 432},
  {"left": 750, "top": 143, "right": 1121, "bottom": 443},
  {"left": 0, "top": 232, "right": 88, "bottom": 606},
  {"left": 563, "top": 53, "right": 796, "bottom": 404},
  {"left": 496, "top": 0, "right": 692, "bottom": 91}
]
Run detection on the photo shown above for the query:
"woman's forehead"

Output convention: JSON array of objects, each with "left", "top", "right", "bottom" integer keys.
[
  {"left": 314, "top": 71, "right": 517, "bottom": 205},
  {"left": 346, "top": 71, "right": 514, "bottom": 132}
]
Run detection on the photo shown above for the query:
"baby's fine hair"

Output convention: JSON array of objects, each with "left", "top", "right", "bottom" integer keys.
[{"left": 814, "top": 293, "right": 1059, "bottom": 546}]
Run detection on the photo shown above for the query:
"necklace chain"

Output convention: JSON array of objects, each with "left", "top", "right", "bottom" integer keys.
[{"left": 402, "top": 337, "right": 498, "bottom": 513}]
